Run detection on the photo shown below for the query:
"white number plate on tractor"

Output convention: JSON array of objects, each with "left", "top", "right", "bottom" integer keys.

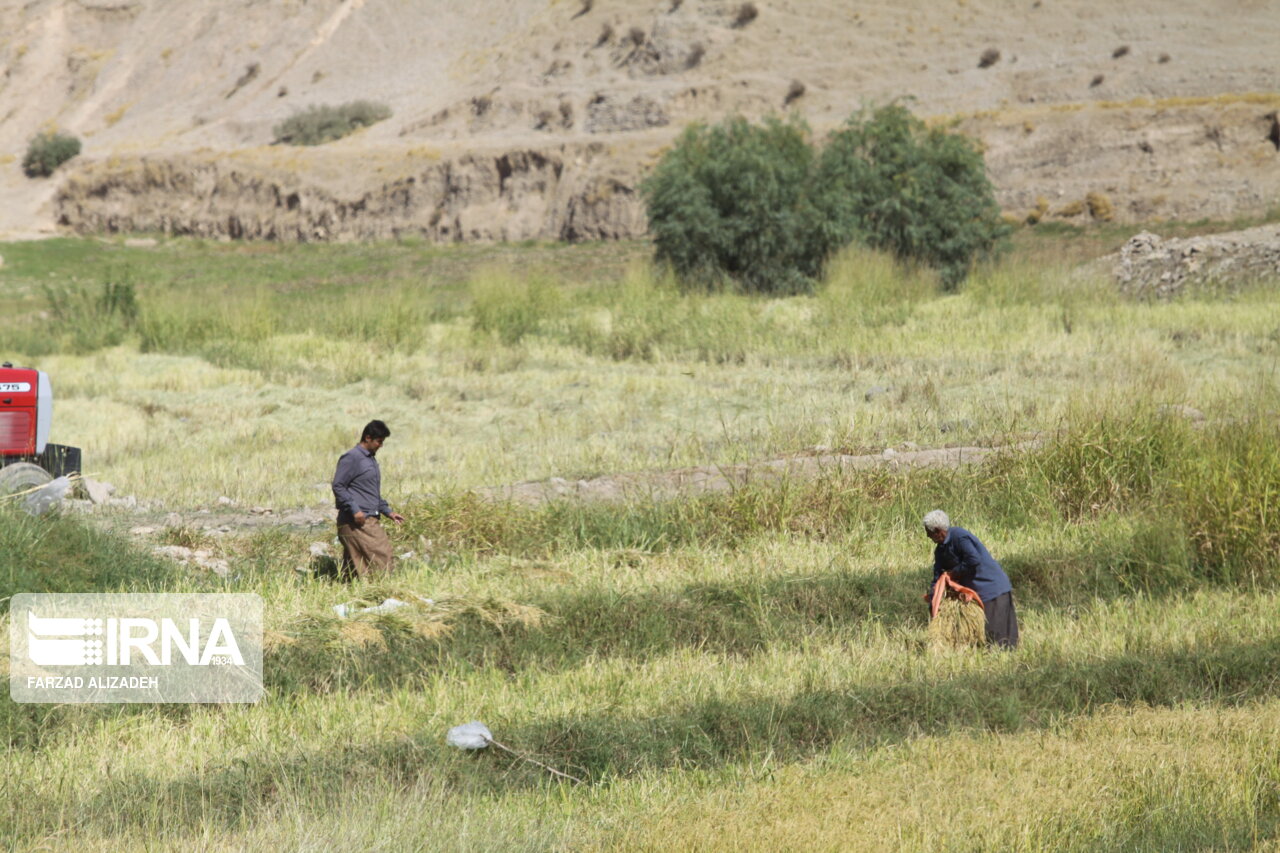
[{"left": 0, "top": 382, "right": 32, "bottom": 392}]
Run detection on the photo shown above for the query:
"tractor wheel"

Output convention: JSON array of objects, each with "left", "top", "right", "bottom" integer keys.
[{"left": 0, "top": 462, "right": 54, "bottom": 495}]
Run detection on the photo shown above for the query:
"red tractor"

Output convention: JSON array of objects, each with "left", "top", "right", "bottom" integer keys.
[{"left": 0, "top": 361, "right": 82, "bottom": 493}]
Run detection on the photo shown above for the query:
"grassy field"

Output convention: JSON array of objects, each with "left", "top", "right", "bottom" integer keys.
[
  {"left": 2, "top": 223, "right": 1279, "bottom": 850},
  {"left": 2, "top": 220, "right": 1278, "bottom": 507}
]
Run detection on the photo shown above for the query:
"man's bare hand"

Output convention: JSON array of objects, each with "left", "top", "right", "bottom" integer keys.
[
  {"left": 353, "top": 511, "right": 367, "bottom": 526},
  {"left": 389, "top": 512, "right": 405, "bottom": 524}
]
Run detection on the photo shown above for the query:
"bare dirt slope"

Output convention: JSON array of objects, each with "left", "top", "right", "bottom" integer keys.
[{"left": 2, "top": 0, "right": 1278, "bottom": 240}]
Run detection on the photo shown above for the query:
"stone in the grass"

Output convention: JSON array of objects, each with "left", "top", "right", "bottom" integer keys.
[{"left": 81, "top": 478, "right": 115, "bottom": 505}]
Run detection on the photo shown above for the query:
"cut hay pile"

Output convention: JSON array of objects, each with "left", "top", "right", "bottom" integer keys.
[
  {"left": 928, "top": 597, "right": 986, "bottom": 650},
  {"left": 266, "top": 591, "right": 548, "bottom": 652}
]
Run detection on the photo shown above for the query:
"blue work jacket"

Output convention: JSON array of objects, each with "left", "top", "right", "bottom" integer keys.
[{"left": 931, "top": 526, "right": 1013, "bottom": 602}]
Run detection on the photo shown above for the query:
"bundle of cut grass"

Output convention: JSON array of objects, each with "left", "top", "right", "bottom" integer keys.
[{"left": 928, "top": 597, "right": 986, "bottom": 650}]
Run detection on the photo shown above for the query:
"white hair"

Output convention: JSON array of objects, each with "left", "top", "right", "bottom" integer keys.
[{"left": 922, "top": 510, "right": 950, "bottom": 533}]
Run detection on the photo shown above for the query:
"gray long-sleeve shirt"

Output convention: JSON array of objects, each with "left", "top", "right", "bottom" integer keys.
[{"left": 332, "top": 444, "right": 392, "bottom": 522}]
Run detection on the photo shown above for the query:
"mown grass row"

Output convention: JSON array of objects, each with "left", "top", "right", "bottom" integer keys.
[
  {"left": 4, "top": 588, "right": 1278, "bottom": 845},
  {"left": 4, "top": 398, "right": 1277, "bottom": 759}
]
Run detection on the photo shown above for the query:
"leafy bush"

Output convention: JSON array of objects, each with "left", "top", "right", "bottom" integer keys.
[
  {"left": 815, "top": 104, "right": 1010, "bottom": 288},
  {"left": 643, "top": 106, "right": 1006, "bottom": 293},
  {"left": 641, "top": 116, "right": 841, "bottom": 294},
  {"left": 22, "top": 131, "right": 81, "bottom": 178},
  {"left": 273, "top": 101, "right": 392, "bottom": 146}
]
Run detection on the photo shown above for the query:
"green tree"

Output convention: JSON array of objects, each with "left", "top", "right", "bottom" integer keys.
[
  {"left": 22, "top": 131, "right": 81, "bottom": 178},
  {"left": 816, "top": 104, "right": 1009, "bottom": 288},
  {"left": 641, "top": 116, "right": 841, "bottom": 294}
]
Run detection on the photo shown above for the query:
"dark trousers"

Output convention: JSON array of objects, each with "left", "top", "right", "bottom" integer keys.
[{"left": 983, "top": 591, "right": 1019, "bottom": 649}]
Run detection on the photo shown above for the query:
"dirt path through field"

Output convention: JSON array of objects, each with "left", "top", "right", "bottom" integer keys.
[
  {"left": 477, "top": 441, "right": 1036, "bottom": 505},
  {"left": 92, "top": 438, "right": 1035, "bottom": 538}
]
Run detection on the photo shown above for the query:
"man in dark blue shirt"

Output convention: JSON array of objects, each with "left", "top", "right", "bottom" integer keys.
[
  {"left": 924, "top": 509, "right": 1018, "bottom": 648},
  {"left": 332, "top": 420, "right": 405, "bottom": 579}
]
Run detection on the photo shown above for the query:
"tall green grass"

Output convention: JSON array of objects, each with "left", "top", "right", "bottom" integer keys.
[
  {"left": 2, "top": 232, "right": 1279, "bottom": 849},
  {"left": 2, "top": 399, "right": 1279, "bottom": 847},
  {"left": 398, "top": 399, "right": 1280, "bottom": 590},
  {"left": 0, "top": 506, "right": 184, "bottom": 605}
]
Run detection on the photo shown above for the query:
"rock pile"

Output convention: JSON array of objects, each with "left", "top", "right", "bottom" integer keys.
[{"left": 1108, "top": 225, "right": 1280, "bottom": 298}]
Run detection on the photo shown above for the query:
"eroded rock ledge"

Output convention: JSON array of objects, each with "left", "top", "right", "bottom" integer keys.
[{"left": 55, "top": 143, "right": 649, "bottom": 243}]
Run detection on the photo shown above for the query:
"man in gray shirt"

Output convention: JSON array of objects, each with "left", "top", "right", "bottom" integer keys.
[{"left": 332, "top": 420, "right": 405, "bottom": 579}]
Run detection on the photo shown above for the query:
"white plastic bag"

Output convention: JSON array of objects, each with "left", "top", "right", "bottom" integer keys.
[
  {"left": 332, "top": 597, "right": 412, "bottom": 619},
  {"left": 446, "top": 721, "right": 493, "bottom": 750},
  {"left": 362, "top": 597, "right": 410, "bottom": 615},
  {"left": 24, "top": 476, "right": 71, "bottom": 516}
]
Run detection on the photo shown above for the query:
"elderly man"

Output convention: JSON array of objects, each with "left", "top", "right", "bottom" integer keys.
[
  {"left": 332, "top": 420, "right": 405, "bottom": 579},
  {"left": 923, "top": 510, "right": 1019, "bottom": 648}
]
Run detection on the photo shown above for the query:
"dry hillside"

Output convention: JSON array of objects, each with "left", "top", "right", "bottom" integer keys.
[{"left": 1, "top": 0, "right": 1278, "bottom": 241}]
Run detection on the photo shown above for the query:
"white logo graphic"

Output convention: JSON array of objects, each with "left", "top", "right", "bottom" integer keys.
[
  {"left": 10, "top": 593, "right": 263, "bottom": 704},
  {"left": 27, "top": 612, "right": 105, "bottom": 665},
  {"left": 26, "top": 611, "right": 243, "bottom": 667}
]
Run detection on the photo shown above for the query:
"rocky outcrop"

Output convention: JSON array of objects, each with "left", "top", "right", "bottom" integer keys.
[
  {"left": 54, "top": 143, "right": 649, "bottom": 243},
  {"left": 54, "top": 97, "right": 1280, "bottom": 244},
  {"left": 965, "top": 99, "right": 1280, "bottom": 225},
  {"left": 1105, "top": 225, "right": 1280, "bottom": 298},
  {"left": 6, "top": 0, "right": 1280, "bottom": 239}
]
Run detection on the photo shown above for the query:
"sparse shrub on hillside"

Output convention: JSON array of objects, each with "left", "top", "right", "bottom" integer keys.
[
  {"left": 1112, "top": 45, "right": 1130, "bottom": 59},
  {"left": 1090, "top": 74, "right": 1105, "bottom": 88},
  {"left": 784, "top": 79, "right": 806, "bottom": 106},
  {"left": 272, "top": 100, "right": 392, "bottom": 146},
  {"left": 815, "top": 104, "right": 1010, "bottom": 287},
  {"left": 1086, "top": 191, "right": 1114, "bottom": 221},
  {"left": 596, "top": 23, "right": 614, "bottom": 46},
  {"left": 978, "top": 48, "right": 1000, "bottom": 68},
  {"left": 626, "top": 26, "right": 647, "bottom": 47},
  {"left": 642, "top": 116, "right": 838, "bottom": 294},
  {"left": 732, "top": 2, "right": 758, "bottom": 28},
  {"left": 22, "top": 130, "right": 81, "bottom": 178},
  {"left": 227, "top": 62, "right": 260, "bottom": 99},
  {"left": 685, "top": 42, "right": 705, "bottom": 69},
  {"left": 1026, "top": 196, "right": 1050, "bottom": 225},
  {"left": 1056, "top": 199, "right": 1085, "bottom": 217},
  {"left": 573, "top": 0, "right": 593, "bottom": 18},
  {"left": 1158, "top": 52, "right": 1171, "bottom": 64}
]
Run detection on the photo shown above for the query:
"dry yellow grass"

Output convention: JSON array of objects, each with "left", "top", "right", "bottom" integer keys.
[{"left": 927, "top": 597, "right": 986, "bottom": 649}]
